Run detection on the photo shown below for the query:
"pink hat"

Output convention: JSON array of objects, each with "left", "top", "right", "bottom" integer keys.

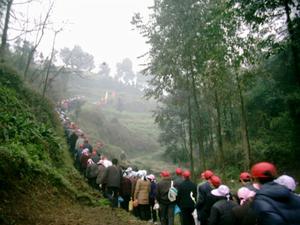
[
  {"left": 211, "top": 185, "right": 230, "bottom": 197},
  {"left": 274, "top": 175, "right": 296, "bottom": 191},
  {"left": 237, "top": 187, "right": 256, "bottom": 205},
  {"left": 147, "top": 174, "right": 155, "bottom": 181}
]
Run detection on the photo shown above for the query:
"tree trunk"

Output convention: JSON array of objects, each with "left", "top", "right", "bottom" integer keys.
[
  {"left": 214, "top": 89, "right": 225, "bottom": 178},
  {"left": 42, "top": 30, "right": 59, "bottom": 98},
  {"left": 191, "top": 72, "right": 206, "bottom": 171},
  {"left": 284, "top": 0, "right": 300, "bottom": 85},
  {"left": 187, "top": 85, "right": 195, "bottom": 180},
  {"left": 236, "top": 73, "right": 251, "bottom": 170},
  {"left": 0, "top": 0, "right": 13, "bottom": 60}
]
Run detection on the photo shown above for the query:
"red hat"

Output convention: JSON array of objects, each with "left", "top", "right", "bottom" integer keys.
[
  {"left": 240, "top": 172, "right": 251, "bottom": 181},
  {"left": 201, "top": 170, "right": 214, "bottom": 180},
  {"left": 160, "top": 170, "right": 170, "bottom": 177},
  {"left": 209, "top": 175, "right": 221, "bottom": 188},
  {"left": 251, "top": 162, "right": 277, "bottom": 179},
  {"left": 175, "top": 168, "right": 183, "bottom": 175},
  {"left": 182, "top": 170, "right": 191, "bottom": 178}
]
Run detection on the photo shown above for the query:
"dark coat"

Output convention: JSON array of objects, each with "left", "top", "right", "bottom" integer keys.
[
  {"left": 208, "top": 198, "right": 237, "bottom": 225},
  {"left": 174, "top": 175, "right": 184, "bottom": 189},
  {"left": 196, "top": 181, "right": 213, "bottom": 208},
  {"left": 120, "top": 176, "right": 132, "bottom": 198},
  {"left": 252, "top": 181, "right": 300, "bottom": 225},
  {"left": 86, "top": 163, "right": 99, "bottom": 179},
  {"left": 232, "top": 200, "right": 257, "bottom": 225},
  {"left": 201, "top": 193, "right": 224, "bottom": 225},
  {"left": 196, "top": 181, "right": 213, "bottom": 221},
  {"left": 149, "top": 181, "right": 157, "bottom": 200},
  {"left": 177, "top": 179, "right": 197, "bottom": 209},
  {"left": 101, "top": 165, "right": 122, "bottom": 188},
  {"left": 156, "top": 177, "right": 172, "bottom": 205},
  {"left": 96, "top": 164, "right": 106, "bottom": 184}
]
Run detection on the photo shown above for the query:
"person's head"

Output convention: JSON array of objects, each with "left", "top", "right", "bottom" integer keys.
[
  {"left": 147, "top": 174, "right": 156, "bottom": 182},
  {"left": 160, "top": 170, "right": 170, "bottom": 178},
  {"left": 182, "top": 170, "right": 191, "bottom": 180},
  {"left": 84, "top": 138, "right": 89, "bottom": 144},
  {"left": 274, "top": 175, "right": 297, "bottom": 191},
  {"left": 209, "top": 175, "right": 222, "bottom": 188},
  {"left": 237, "top": 187, "right": 256, "bottom": 205},
  {"left": 211, "top": 185, "right": 230, "bottom": 199},
  {"left": 175, "top": 167, "right": 183, "bottom": 176},
  {"left": 251, "top": 162, "right": 277, "bottom": 184},
  {"left": 112, "top": 158, "right": 118, "bottom": 165},
  {"left": 201, "top": 170, "right": 214, "bottom": 180},
  {"left": 239, "top": 172, "right": 252, "bottom": 185}
]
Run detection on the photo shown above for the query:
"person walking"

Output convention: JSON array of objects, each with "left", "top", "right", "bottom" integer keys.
[
  {"left": 157, "top": 170, "right": 175, "bottom": 225},
  {"left": 208, "top": 185, "right": 237, "bottom": 225},
  {"left": 176, "top": 170, "right": 197, "bottom": 225},
  {"left": 251, "top": 161, "right": 300, "bottom": 225},
  {"left": 134, "top": 171, "right": 151, "bottom": 221},
  {"left": 147, "top": 174, "right": 158, "bottom": 224},
  {"left": 101, "top": 158, "right": 122, "bottom": 208}
]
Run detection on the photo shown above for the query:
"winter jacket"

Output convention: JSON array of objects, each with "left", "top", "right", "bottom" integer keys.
[
  {"left": 174, "top": 175, "right": 184, "bottom": 189},
  {"left": 156, "top": 177, "right": 172, "bottom": 205},
  {"left": 120, "top": 176, "right": 132, "bottom": 198},
  {"left": 149, "top": 181, "right": 157, "bottom": 200},
  {"left": 134, "top": 178, "right": 151, "bottom": 205},
  {"left": 96, "top": 164, "right": 106, "bottom": 184},
  {"left": 101, "top": 165, "right": 122, "bottom": 188},
  {"left": 176, "top": 179, "right": 197, "bottom": 209},
  {"left": 208, "top": 198, "right": 237, "bottom": 225},
  {"left": 201, "top": 193, "right": 225, "bottom": 225},
  {"left": 86, "top": 163, "right": 99, "bottom": 179},
  {"left": 232, "top": 200, "right": 257, "bottom": 225},
  {"left": 252, "top": 181, "right": 300, "bottom": 225},
  {"left": 196, "top": 181, "right": 213, "bottom": 220}
]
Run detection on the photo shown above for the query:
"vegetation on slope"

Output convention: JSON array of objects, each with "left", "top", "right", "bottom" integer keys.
[{"left": 0, "top": 64, "right": 146, "bottom": 225}]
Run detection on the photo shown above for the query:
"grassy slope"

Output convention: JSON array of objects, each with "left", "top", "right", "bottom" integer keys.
[
  {"left": 71, "top": 102, "right": 176, "bottom": 174},
  {"left": 0, "top": 64, "right": 146, "bottom": 225}
]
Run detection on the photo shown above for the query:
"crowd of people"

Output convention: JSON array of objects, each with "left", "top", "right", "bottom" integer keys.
[{"left": 57, "top": 97, "right": 300, "bottom": 225}]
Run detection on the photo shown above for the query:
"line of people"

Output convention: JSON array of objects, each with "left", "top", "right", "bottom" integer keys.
[
  {"left": 57, "top": 98, "right": 300, "bottom": 225},
  {"left": 157, "top": 163, "right": 300, "bottom": 225}
]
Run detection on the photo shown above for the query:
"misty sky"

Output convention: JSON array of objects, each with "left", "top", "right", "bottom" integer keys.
[{"left": 14, "top": 0, "right": 153, "bottom": 73}]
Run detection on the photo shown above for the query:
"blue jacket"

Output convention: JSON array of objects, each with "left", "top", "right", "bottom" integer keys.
[{"left": 252, "top": 181, "right": 300, "bottom": 225}]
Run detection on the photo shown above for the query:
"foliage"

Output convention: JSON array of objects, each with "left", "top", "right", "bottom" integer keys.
[
  {"left": 132, "top": 0, "right": 300, "bottom": 176},
  {"left": 0, "top": 64, "right": 105, "bottom": 208},
  {"left": 60, "top": 45, "right": 95, "bottom": 72}
]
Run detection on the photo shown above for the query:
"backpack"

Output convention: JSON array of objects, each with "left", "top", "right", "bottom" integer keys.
[{"left": 168, "top": 180, "right": 178, "bottom": 202}]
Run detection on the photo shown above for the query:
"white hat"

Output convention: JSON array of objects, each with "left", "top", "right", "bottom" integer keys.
[
  {"left": 274, "top": 175, "right": 296, "bottom": 191},
  {"left": 211, "top": 185, "right": 230, "bottom": 197}
]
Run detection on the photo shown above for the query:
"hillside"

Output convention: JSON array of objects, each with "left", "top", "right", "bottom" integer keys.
[
  {"left": 0, "top": 64, "right": 147, "bottom": 225},
  {"left": 63, "top": 74, "right": 177, "bottom": 173}
]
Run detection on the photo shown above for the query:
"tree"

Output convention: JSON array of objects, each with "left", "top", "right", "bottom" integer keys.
[
  {"left": 23, "top": 0, "right": 54, "bottom": 79},
  {"left": 97, "top": 62, "right": 110, "bottom": 77},
  {"left": 42, "top": 28, "right": 61, "bottom": 98},
  {"left": 115, "top": 58, "right": 135, "bottom": 84},
  {"left": 0, "top": 0, "right": 13, "bottom": 59},
  {"left": 60, "top": 45, "right": 95, "bottom": 72}
]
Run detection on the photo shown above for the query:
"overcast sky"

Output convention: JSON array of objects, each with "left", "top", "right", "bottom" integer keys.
[{"left": 14, "top": 0, "right": 153, "bottom": 73}]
